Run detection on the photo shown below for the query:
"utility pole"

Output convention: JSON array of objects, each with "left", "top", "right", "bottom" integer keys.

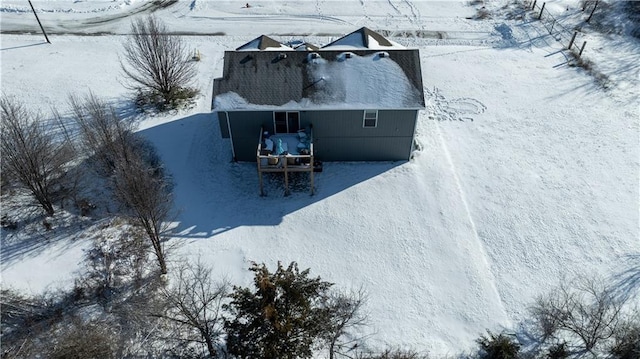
[{"left": 28, "top": 0, "right": 50, "bottom": 44}]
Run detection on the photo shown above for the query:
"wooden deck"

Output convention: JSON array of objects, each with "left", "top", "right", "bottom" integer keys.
[{"left": 257, "top": 128, "right": 315, "bottom": 196}]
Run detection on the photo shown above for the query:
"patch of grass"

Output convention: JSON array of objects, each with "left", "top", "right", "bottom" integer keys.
[{"left": 569, "top": 55, "right": 611, "bottom": 89}]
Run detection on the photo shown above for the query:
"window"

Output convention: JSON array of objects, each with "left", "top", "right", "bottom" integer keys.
[
  {"left": 273, "top": 111, "right": 300, "bottom": 133},
  {"left": 274, "top": 112, "right": 287, "bottom": 133},
  {"left": 363, "top": 110, "right": 378, "bottom": 128}
]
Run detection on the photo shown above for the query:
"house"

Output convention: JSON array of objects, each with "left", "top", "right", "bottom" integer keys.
[{"left": 211, "top": 28, "right": 425, "bottom": 194}]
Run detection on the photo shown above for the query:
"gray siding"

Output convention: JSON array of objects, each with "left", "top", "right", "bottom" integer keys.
[
  {"left": 313, "top": 137, "right": 412, "bottom": 161},
  {"left": 228, "top": 111, "right": 274, "bottom": 161},
  {"left": 225, "top": 109, "right": 418, "bottom": 162},
  {"left": 303, "top": 110, "right": 417, "bottom": 161}
]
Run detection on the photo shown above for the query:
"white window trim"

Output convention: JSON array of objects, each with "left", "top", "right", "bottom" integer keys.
[{"left": 363, "top": 110, "right": 378, "bottom": 128}]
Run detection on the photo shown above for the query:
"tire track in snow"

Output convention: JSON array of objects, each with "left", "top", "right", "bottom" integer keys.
[
  {"left": 384, "top": 0, "right": 423, "bottom": 34},
  {"left": 386, "top": 0, "right": 402, "bottom": 15},
  {"left": 424, "top": 84, "right": 507, "bottom": 317},
  {"left": 403, "top": 0, "right": 419, "bottom": 23},
  {"left": 390, "top": 0, "right": 414, "bottom": 28},
  {"left": 405, "top": 0, "right": 425, "bottom": 31},
  {"left": 356, "top": 0, "right": 374, "bottom": 27},
  {"left": 433, "top": 121, "right": 508, "bottom": 318}
]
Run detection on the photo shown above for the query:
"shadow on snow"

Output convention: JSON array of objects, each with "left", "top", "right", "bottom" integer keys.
[{"left": 139, "top": 112, "right": 402, "bottom": 239}]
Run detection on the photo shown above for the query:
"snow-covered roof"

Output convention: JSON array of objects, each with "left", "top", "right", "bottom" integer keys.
[
  {"left": 236, "top": 35, "right": 293, "bottom": 51},
  {"left": 212, "top": 49, "right": 424, "bottom": 110},
  {"left": 321, "top": 27, "right": 405, "bottom": 50},
  {"left": 214, "top": 28, "right": 423, "bottom": 111}
]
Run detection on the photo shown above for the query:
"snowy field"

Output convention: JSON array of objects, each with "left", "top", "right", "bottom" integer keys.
[{"left": 1, "top": 0, "right": 639, "bottom": 355}]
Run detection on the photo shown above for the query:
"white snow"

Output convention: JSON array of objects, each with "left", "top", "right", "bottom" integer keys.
[
  {"left": 1, "top": 0, "right": 639, "bottom": 356},
  {"left": 308, "top": 53, "right": 422, "bottom": 107},
  {"left": 367, "top": 35, "right": 405, "bottom": 49},
  {"left": 236, "top": 36, "right": 293, "bottom": 51},
  {"left": 213, "top": 53, "right": 423, "bottom": 110},
  {"left": 322, "top": 31, "right": 406, "bottom": 50}
]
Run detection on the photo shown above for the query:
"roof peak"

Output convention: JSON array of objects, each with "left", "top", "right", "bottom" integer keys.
[
  {"left": 237, "top": 28, "right": 405, "bottom": 52},
  {"left": 321, "top": 27, "right": 404, "bottom": 50},
  {"left": 236, "top": 35, "right": 292, "bottom": 51}
]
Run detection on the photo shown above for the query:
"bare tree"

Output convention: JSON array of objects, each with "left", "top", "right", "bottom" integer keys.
[
  {"left": 0, "top": 96, "right": 75, "bottom": 215},
  {"left": 67, "top": 93, "right": 135, "bottom": 174},
  {"left": 322, "top": 287, "right": 369, "bottom": 359},
  {"left": 113, "top": 150, "right": 172, "bottom": 275},
  {"left": 66, "top": 92, "right": 172, "bottom": 275},
  {"left": 530, "top": 276, "right": 626, "bottom": 354},
  {"left": 153, "top": 261, "right": 229, "bottom": 358},
  {"left": 121, "top": 16, "right": 198, "bottom": 109}
]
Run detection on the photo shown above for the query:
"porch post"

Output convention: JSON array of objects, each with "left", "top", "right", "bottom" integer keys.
[
  {"left": 258, "top": 127, "right": 264, "bottom": 196},
  {"left": 284, "top": 157, "right": 289, "bottom": 196},
  {"left": 310, "top": 164, "right": 315, "bottom": 195}
]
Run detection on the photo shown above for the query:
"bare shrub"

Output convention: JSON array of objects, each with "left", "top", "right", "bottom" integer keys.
[
  {"left": 322, "top": 287, "right": 370, "bottom": 359},
  {"left": 610, "top": 317, "right": 640, "bottom": 359},
  {"left": 475, "top": 8, "right": 491, "bottom": 20},
  {"left": 569, "top": 56, "right": 611, "bottom": 89},
  {"left": 152, "top": 261, "right": 229, "bottom": 358},
  {"left": 1, "top": 96, "right": 76, "bottom": 215},
  {"left": 67, "top": 93, "right": 135, "bottom": 175},
  {"left": 121, "top": 16, "right": 198, "bottom": 110},
  {"left": 529, "top": 277, "right": 625, "bottom": 354},
  {"left": 47, "top": 318, "right": 118, "bottom": 359},
  {"left": 1, "top": 214, "right": 18, "bottom": 230},
  {"left": 77, "top": 221, "right": 150, "bottom": 306},
  {"left": 1, "top": 288, "right": 69, "bottom": 358},
  {"left": 356, "top": 348, "right": 428, "bottom": 359}
]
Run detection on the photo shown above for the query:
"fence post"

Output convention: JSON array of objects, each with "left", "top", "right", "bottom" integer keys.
[
  {"left": 579, "top": 41, "right": 587, "bottom": 57},
  {"left": 550, "top": 19, "right": 555, "bottom": 33},
  {"left": 531, "top": 0, "right": 537, "bottom": 10},
  {"left": 538, "top": 2, "right": 546, "bottom": 19},
  {"left": 586, "top": 0, "right": 598, "bottom": 23},
  {"left": 568, "top": 31, "right": 577, "bottom": 49}
]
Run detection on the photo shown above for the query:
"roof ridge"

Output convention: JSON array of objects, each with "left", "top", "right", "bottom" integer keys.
[{"left": 236, "top": 34, "right": 290, "bottom": 51}]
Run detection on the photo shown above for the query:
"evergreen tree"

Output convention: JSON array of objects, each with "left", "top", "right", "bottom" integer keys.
[{"left": 224, "top": 262, "right": 332, "bottom": 359}]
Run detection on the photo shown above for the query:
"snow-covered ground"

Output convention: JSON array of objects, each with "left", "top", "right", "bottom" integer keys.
[{"left": 1, "top": 0, "right": 638, "bottom": 355}]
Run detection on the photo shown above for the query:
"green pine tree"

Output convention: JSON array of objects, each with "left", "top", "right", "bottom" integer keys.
[{"left": 224, "top": 262, "right": 333, "bottom": 359}]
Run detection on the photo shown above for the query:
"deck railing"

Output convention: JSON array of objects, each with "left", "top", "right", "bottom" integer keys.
[{"left": 256, "top": 127, "right": 315, "bottom": 196}]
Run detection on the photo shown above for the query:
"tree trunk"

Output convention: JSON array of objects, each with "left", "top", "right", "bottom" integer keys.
[{"left": 202, "top": 329, "right": 217, "bottom": 358}]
